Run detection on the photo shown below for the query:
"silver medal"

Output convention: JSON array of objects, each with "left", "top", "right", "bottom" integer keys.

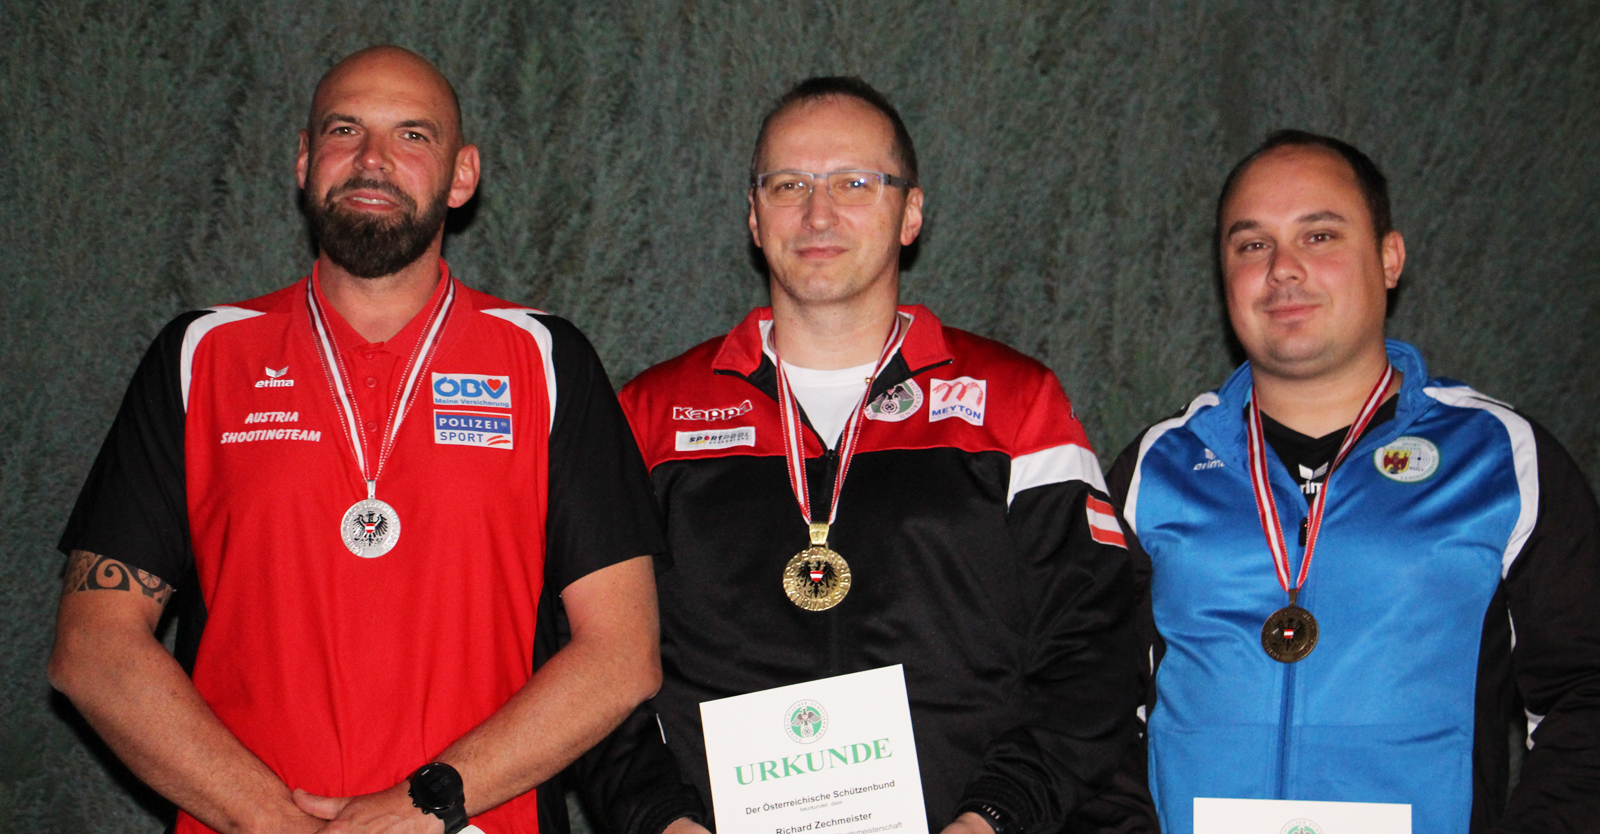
[{"left": 341, "top": 497, "right": 400, "bottom": 558}]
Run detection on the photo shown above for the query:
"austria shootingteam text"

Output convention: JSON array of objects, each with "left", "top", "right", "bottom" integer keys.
[{"left": 734, "top": 739, "right": 892, "bottom": 785}]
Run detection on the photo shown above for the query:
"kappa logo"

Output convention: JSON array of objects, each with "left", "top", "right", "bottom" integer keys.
[
  {"left": 784, "top": 699, "right": 829, "bottom": 744},
  {"left": 434, "top": 410, "right": 513, "bottom": 449},
  {"left": 675, "top": 426, "right": 756, "bottom": 451},
  {"left": 672, "top": 399, "right": 754, "bottom": 421},
  {"left": 864, "top": 379, "right": 922, "bottom": 422},
  {"left": 1193, "top": 448, "right": 1225, "bottom": 470},
  {"left": 432, "top": 373, "right": 511, "bottom": 408},
  {"left": 1374, "top": 436, "right": 1440, "bottom": 482},
  {"left": 255, "top": 365, "right": 294, "bottom": 388},
  {"left": 929, "top": 377, "right": 987, "bottom": 425}
]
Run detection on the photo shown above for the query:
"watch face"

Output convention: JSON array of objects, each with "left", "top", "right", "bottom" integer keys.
[{"left": 411, "top": 762, "right": 465, "bottom": 810}]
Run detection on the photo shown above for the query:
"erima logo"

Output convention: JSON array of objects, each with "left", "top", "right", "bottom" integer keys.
[
  {"left": 255, "top": 366, "right": 294, "bottom": 388},
  {"left": 1193, "top": 448, "right": 1225, "bottom": 470},
  {"left": 1297, "top": 462, "right": 1329, "bottom": 495},
  {"left": 432, "top": 373, "right": 511, "bottom": 408},
  {"left": 675, "top": 427, "right": 755, "bottom": 451},
  {"left": 672, "top": 399, "right": 754, "bottom": 421}
]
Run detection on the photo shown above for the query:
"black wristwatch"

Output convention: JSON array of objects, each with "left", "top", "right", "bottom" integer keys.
[
  {"left": 409, "top": 762, "right": 470, "bottom": 834},
  {"left": 957, "top": 800, "right": 1018, "bottom": 834}
]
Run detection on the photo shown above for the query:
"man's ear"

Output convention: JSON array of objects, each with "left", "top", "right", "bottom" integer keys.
[
  {"left": 747, "top": 190, "right": 762, "bottom": 249},
  {"left": 899, "top": 187, "right": 924, "bottom": 246},
  {"left": 1381, "top": 230, "right": 1406, "bottom": 288},
  {"left": 296, "top": 130, "right": 310, "bottom": 190},
  {"left": 447, "top": 144, "right": 481, "bottom": 208}
]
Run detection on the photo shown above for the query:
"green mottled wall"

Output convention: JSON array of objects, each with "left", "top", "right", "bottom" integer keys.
[{"left": 3, "top": 2, "right": 1596, "bottom": 831}]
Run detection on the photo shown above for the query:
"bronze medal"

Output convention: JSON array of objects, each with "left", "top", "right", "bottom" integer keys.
[
  {"left": 1261, "top": 604, "right": 1318, "bottom": 663},
  {"left": 783, "top": 525, "right": 852, "bottom": 611},
  {"left": 1245, "top": 365, "right": 1394, "bottom": 664}
]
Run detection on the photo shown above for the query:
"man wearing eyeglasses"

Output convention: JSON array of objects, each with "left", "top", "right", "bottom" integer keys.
[{"left": 578, "top": 77, "right": 1140, "bottom": 834}]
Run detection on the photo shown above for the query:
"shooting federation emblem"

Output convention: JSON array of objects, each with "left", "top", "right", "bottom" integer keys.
[
  {"left": 784, "top": 699, "right": 829, "bottom": 743},
  {"left": 1373, "top": 436, "right": 1440, "bottom": 483},
  {"left": 865, "top": 379, "right": 923, "bottom": 422}
]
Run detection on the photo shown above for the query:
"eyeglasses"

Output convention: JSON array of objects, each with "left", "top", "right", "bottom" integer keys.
[{"left": 752, "top": 169, "right": 917, "bottom": 207}]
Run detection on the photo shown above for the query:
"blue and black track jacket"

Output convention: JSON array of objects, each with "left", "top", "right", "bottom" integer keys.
[{"left": 1105, "top": 340, "right": 1600, "bottom": 833}]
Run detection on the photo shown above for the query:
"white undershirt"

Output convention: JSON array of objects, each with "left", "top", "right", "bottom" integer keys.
[{"left": 779, "top": 360, "right": 876, "bottom": 449}]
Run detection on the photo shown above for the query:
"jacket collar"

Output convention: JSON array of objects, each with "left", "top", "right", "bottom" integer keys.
[
  {"left": 711, "top": 304, "right": 955, "bottom": 402},
  {"left": 1192, "top": 338, "right": 1433, "bottom": 463}
]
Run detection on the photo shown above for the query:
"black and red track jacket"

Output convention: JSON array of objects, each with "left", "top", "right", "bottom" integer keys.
[{"left": 576, "top": 305, "right": 1141, "bottom": 834}]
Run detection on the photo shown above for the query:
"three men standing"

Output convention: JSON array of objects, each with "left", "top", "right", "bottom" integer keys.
[
  {"left": 584, "top": 77, "right": 1139, "bottom": 834},
  {"left": 48, "top": 41, "right": 1599, "bottom": 834},
  {"left": 1109, "top": 131, "right": 1600, "bottom": 832},
  {"left": 50, "top": 46, "right": 666, "bottom": 834}
]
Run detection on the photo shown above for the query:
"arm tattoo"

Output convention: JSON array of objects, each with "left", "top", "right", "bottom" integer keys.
[{"left": 63, "top": 550, "right": 173, "bottom": 607}]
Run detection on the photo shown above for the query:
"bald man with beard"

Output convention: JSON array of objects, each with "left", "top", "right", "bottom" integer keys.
[{"left": 49, "top": 46, "right": 665, "bottom": 834}]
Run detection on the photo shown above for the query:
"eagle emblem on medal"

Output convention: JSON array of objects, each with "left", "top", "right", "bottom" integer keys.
[
  {"left": 341, "top": 498, "right": 401, "bottom": 559},
  {"left": 782, "top": 546, "right": 852, "bottom": 611}
]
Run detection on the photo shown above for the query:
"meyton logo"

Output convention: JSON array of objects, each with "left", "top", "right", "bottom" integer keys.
[
  {"left": 675, "top": 427, "right": 756, "bottom": 451},
  {"left": 784, "top": 700, "right": 828, "bottom": 744},
  {"left": 864, "top": 380, "right": 922, "bottom": 422},
  {"left": 434, "top": 410, "right": 513, "bottom": 449},
  {"left": 672, "top": 399, "right": 754, "bottom": 421},
  {"left": 255, "top": 366, "right": 295, "bottom": 388},
  {"left": 929, "top": 377, "right": 986, "bottom": 425},
  {"left": 432, "top": 373, "right": 511, "bottom": 408},
  {"left": 1374, "top": 436, "right": 1440, "bottom": 483}
]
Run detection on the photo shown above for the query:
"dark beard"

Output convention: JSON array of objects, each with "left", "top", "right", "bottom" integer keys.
[{"left": 306, "top": 178, "right": 450, "bottom": 278}]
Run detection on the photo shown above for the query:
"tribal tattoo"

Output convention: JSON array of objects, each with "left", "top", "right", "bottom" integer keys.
[{"left": 63, "top": 550, "right": 173, "bottom": 607}]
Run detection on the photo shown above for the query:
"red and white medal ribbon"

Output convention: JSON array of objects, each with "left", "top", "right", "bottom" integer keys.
[
  {"left": 306, "top": 267, "right": 455, "bottom": 556},
  {"left": 1246, "top": 363, "right": 1394, "bottom": 599},
  {"left": 772, "top": 313, "right": 911, "bottom": 533}
]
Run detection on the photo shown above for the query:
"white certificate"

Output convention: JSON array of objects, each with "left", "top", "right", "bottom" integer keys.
[
  {"left": 700, "top": 665, "right": 929, "bottom": 834},
  {"left": 1194, "top": 797, "right": 1410, "bottom": 834}
]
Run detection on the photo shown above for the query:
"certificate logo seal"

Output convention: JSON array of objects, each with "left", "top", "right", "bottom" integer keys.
[
  {"left": 1280, "top": 820, "right": 1323, "bottom": 834},
  {"left": 785, "top": 699, "right": 829, "bottom": 743},
  {"left": 1374, "top": 435, "right": 1440, "bottom": 482}
]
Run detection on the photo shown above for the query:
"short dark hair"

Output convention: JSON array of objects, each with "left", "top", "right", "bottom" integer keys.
[
  {"left": 750, "top": 76, "right": 919, "bottom": 186},
  {"left": 1216, "top": 129, "right": 1392, "bottom": 248}
]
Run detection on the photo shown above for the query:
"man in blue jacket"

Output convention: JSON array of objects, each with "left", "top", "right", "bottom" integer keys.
[{"left": 1107, "top": 130, "right": 1600, "bottom": 833}]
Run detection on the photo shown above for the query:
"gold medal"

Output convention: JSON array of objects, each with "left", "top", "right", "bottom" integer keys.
[
  {"left": 1261, "top": 603, "right": 1318, "bottom": 663},
  {"left": 782, "top": 523, "right": 852, "bottom": 611}
]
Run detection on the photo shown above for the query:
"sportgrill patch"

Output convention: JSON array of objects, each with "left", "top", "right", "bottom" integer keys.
[
  {"left": 675, "top": 427, "right": 756, "bottom": 451},
  {"left": 434, "top": 411, "right": 513, "bottom": 449}
]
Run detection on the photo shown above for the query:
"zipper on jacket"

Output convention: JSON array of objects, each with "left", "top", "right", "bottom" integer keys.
[{"left": 1276, "top": 660, "right": 1296, "bottom": 798}]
